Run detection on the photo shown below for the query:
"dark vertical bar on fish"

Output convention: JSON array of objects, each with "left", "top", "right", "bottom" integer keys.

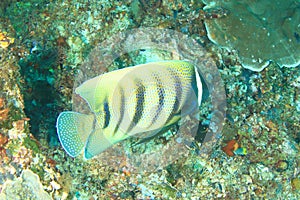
[
  {"left": 165, "top": 69, "right": 182, "bottom": 124},
  {"left": 148, "top": 73, "right": 165, "bottom": 127},
  {"left": 113, "top": 87, "right": 125, "bottom": 136},
  {"left": 126, "top": 80, "right": 145, "bottom": 133},
  {"left": 103, "top": 101, "right": 110, "bottom": 129}
]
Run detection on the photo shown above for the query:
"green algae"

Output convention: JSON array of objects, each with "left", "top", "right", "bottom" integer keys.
[
  {"left": 23, "top": 136, "right": 40, "bottom": 155},
  {"left": 203, "top": 0, "right": 300, "bottom": 71},
  {"left": 291, "top": 177, "right": 300, "bottom": 191}
]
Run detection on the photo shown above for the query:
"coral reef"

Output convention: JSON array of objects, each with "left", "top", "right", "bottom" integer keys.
[
  {"left": 202, "top": 0, "right": 300, "bottom": 71},
  {"left": 0, "top": 0, "right": 299, "bottom": 199}
]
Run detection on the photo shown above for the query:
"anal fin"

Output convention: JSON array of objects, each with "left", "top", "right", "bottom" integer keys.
[{"left": 84, "top": 127, "right": 116, "bottom": 159}]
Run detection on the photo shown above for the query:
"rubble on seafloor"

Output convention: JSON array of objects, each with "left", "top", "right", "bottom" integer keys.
[{"left": 0, "top": 0, "right": 299, "bottom": 199}]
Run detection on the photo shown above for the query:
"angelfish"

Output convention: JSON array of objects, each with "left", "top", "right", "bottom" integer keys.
[{"left": 56, "top": 60, "right": 202, "bottom": 159}]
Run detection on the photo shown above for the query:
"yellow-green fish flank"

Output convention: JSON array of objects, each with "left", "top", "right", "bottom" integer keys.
[{"left": 56, "top": 60, "right": 202, "bottom": 159}]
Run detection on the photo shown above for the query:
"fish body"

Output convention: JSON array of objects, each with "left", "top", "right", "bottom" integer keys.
[
  {"left": 233, "top": 147, "right": 247, "bottom": 156},
  {"left": 56, "top": 60, "right": 202, "bottom": 159}
]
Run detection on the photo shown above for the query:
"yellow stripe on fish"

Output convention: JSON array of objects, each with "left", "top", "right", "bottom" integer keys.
[{"left": 56, "top": 60, "right": 202, "bottom": 159}]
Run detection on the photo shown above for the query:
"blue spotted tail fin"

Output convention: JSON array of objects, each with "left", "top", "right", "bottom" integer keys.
[{"left": 56, "top": 111, "right": 94, "bottom": 157}]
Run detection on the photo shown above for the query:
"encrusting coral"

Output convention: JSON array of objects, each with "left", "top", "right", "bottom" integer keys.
[
  {"left": 203, "top": 0, "right": 300, "bottom": 71},
  {"left": 0, "top": 169, "right": 52, "bottom": 200}
]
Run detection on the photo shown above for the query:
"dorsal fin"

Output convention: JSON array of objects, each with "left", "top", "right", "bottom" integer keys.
[{"left": 75, "top": 76, "right": 101, "bottom": 112}]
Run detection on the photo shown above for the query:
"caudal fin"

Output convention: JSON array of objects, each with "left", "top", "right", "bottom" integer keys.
[{"left": 56, "top": 111, "right": 94, "bottom": 157}]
